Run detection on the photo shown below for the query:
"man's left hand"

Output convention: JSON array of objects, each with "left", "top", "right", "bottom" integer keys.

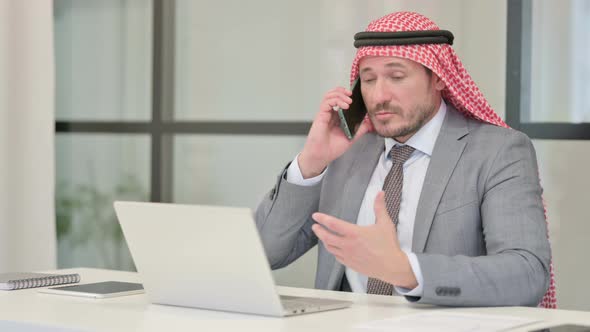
[{"left": 311, "top": 191, "right": 418, "bottom": 289}]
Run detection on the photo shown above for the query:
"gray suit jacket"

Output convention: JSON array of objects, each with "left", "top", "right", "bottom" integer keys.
[{"left": 255, "top": 106, "right": 551, "bottom": 306}]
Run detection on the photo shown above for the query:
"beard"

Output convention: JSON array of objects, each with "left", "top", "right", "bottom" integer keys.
[{"left": 368, "top": 101, "right": 438, "bottom": 139}]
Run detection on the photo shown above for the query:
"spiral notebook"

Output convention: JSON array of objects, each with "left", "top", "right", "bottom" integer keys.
[{"left": 0, "top": 272, "right": 80, "bottom": 291}]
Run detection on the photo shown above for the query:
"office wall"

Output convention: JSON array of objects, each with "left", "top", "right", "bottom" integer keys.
[{"left": 0, "top": 0, "right": 56, "bottom": 272}]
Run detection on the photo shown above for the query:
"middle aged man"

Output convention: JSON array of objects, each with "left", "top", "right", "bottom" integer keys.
[{"left": 255, "top": 11, "right": 556, "bottom": 307}]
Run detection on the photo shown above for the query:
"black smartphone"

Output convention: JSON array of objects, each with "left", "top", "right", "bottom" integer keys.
[
  {"left": 529, "top": 325, "right": 590, "bottom": 332},
  {"left": 337, "top": 78, "right": 367, "bottom": 139}
]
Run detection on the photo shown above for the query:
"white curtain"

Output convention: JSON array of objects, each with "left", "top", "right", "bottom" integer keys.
[{"left": 0, "top": 0, "right": 56, "bottom": 272}]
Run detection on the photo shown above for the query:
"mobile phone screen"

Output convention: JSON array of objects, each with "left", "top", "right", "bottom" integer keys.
[{"left": 338, "top": 78, "right": 367, "bottom": 139}]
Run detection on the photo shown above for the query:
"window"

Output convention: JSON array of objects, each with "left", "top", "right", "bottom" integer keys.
[
  {"left": 54, "top": 0, "right": 312, "bottom": 271},
  {"left": 54, "top": 0, "right": 153, "bottom": 270},
  {"left": 506, "top": 0, "right": 590, "bottom": 139}
]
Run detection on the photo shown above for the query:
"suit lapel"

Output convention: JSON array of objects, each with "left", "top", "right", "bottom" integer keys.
[
  {"left": 412, "top": 108, "right": 470, "bottom": 253},
  {"left": 338, "top": 134, "right": 385, "bottom": 225},
  {"left": 326, "top": 133, "right": 384, "bottom": 289}
]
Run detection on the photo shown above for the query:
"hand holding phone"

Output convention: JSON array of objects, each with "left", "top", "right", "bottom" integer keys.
[
  {"left": 298, "top": 82, "right": 369, "bottom": 178},
  {"left": 336, "top": 78, "right": 367, "bottom": 140}
]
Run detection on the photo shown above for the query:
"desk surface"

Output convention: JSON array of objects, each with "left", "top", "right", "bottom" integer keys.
[{"left": 0, "top": 268, "right": 588, "bottom": 331}]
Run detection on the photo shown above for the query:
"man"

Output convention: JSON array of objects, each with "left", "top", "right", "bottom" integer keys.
[{"left": 255, "top": 12, "right": 556, "bottom": 307}]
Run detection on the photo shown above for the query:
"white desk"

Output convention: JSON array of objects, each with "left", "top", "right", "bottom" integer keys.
[{"left": 0, "top": 268, "right": 588, "bottom": 331}]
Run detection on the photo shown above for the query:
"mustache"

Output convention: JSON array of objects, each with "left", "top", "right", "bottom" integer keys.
[{"left": 368, "top": 103, "right": 403, "bottom": 114}]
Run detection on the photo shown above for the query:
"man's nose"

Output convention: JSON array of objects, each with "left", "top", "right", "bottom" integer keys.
[{"left": 373, "top": 79, "right": 392, "bottom": 106}]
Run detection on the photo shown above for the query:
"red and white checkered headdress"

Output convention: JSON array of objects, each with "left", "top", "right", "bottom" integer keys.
[{"left": 350, "top": 11, "right": 556, "bottom": 309}]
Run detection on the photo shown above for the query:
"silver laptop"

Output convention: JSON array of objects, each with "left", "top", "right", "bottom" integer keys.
[{"left": 114, "top": 201, "right": 352, "bottom": 317}]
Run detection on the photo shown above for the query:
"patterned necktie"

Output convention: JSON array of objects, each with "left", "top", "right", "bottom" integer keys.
[{"left": 366, "top": 144, "right": 415, "bottom": 295}]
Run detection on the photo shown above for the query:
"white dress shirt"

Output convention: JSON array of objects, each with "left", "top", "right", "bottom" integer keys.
[{"left": 286, "top": 101, "right": 447, "bottom": 297}]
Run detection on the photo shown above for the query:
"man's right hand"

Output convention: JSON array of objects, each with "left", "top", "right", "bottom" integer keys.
[{"left": 298, "top": 87, "right": 372, "bottom": 179}]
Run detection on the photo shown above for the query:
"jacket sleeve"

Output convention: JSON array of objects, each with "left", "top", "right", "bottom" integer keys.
[{"left": 254, "top": 163, "right": 321, "bottom": 269}]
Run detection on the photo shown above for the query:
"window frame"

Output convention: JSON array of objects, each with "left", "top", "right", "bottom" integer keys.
[
  {"left": 54, "top": 0, "right": 310, "bottom": 203},
  {"left": 58, "top": 0, "right": 590, "bottom": 201},
  {"left": 505, "top": 0, "right": 590, "bottom": 139}
]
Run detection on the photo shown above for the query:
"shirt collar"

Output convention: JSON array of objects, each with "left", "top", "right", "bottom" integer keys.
[{"left": 384, "top": 99, "right": 447, "bottom": 157}]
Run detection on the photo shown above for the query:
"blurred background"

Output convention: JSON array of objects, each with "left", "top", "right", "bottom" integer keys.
[{"left": 1, "top": 0, "right": 588, "bottom": 311}]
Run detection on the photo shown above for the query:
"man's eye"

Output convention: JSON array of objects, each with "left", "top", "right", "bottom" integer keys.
[
  {"left": 362, "top": 79, "right": 375, "bottom": 83},
  {"left": 391, "top": 75, "right": 405, "bottom": 81}
]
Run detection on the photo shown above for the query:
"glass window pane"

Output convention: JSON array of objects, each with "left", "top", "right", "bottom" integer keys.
[
  {"left": 533, "top": 140, "right": 590, "bottom": 310},
  {"left": 173, "top": 134, "right": 305, "bottom": 209},
  {"left": 528, "top": 0, "right": 590, "bottom": 123},
  {"left": 174, "top": 1, "right": 373, "bottom": 122},
  {"left": 174, "top": 1, "right": 478, "bottom": 122},
  {"left": 54, "top": 0, "right": 153, "bottom": 121},
  {"left": 56, "top": 134, "right": 150, "bottom": 271}
]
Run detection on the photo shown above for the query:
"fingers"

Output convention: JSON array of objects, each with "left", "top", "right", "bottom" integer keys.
[
  {"left": 325, "top": 91, "right": 353, "bottom": 103},
  {"left": 323, "top": 97, "right": 351, "bottom": 110},
  {"left": 332, "top": 254, "right": 348, "bottom": 267},
  {"left": 321, "top": 87, "right": 353, "bottom": 112},
  {"left": 312, "top": 212, "right": 357, "bottom": 236},
  {"left": 373, "top": 191, "right": 392, "bottom": 225},
  {"left": 311, "top": 223, "right": 344, "bottom": 249},
  {"left": 364, "top": 115, "right": 375, "bottom": 132},
  {"left": 351, "top": 116, "right": 374, "bottom": 143},
  {"left": 313, "top": 224, "right": 347, "bottom": 265},
  {"left": 329, "top": 86, "right": 353, "bottom": 96}
]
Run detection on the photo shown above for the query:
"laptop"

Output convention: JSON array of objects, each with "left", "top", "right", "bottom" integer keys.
[{"left": 113, "top": 201, "right": 352, "bottom": 317}]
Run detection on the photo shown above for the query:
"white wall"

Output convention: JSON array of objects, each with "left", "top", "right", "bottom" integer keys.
[{"left": 0, "top": 0, "right": 56, "bottom": 272}]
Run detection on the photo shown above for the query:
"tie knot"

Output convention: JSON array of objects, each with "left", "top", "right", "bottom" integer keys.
[{"left": 389, "top": 145, "right": 415, "bottom": 165}]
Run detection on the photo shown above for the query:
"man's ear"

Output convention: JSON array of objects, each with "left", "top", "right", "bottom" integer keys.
[{"left": 433, "top": 74, "right": 446, "bottom": 92}]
